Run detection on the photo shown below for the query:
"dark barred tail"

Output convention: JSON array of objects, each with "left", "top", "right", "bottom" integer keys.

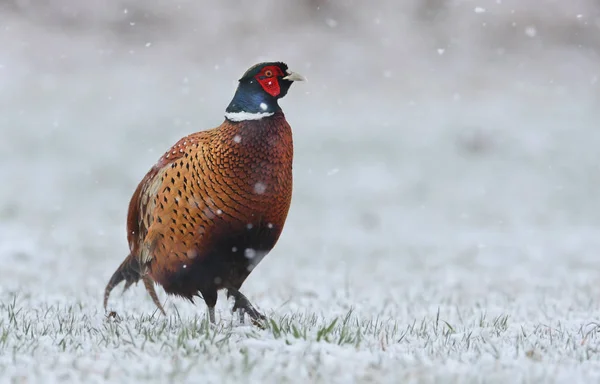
[
  {"left": 103, "top": 254, "right": 166, "bottom": 316},
  {"left": 104, "top": 254, "right": 141, "bottom": 311}
]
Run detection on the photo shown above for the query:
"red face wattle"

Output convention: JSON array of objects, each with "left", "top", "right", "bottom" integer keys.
[{"left": 255, "top": 65, "right": 285, "bottom": 97}]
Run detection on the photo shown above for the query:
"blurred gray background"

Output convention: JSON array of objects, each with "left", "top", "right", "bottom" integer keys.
[{"left": 0, "top": 0, "right": 599, "bottom": 308}]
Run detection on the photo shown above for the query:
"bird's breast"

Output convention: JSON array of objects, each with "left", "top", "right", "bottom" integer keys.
[
  {"left": 189, "top": 115, "right": 293, "bottom": 252},
  {"left": 136, "top": 114, "right": 294, "bottom": 293}
]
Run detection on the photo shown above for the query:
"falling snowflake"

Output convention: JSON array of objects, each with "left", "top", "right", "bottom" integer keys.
[
  {"left": 254, "top": 182, "right": 266, "bottom": 194},
  {"left": 326, "top": 18, "right": 338, "bottom": 28},
  {"left": 244, "top": 248, "right": 256, "bottom": 259},
  {"left": 186, "top": 249, "right": 198, "bottom": 259},
  {"left": 525, "top": 26, "right": 537, "bottom": 37}
]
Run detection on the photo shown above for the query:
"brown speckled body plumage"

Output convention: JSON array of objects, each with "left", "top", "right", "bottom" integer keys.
[{"left": 104, "top": 62, "right": 304, "bottom": 324}]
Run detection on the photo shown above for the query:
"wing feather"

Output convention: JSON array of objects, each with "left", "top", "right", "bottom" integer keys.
[{"left": 127, "top": 132, "right": 210, "bottom": 270}]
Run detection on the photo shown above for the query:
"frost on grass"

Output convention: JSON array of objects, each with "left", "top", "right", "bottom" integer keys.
[{"left": 2, "top": 292, "right": 600, "bottom": 383}]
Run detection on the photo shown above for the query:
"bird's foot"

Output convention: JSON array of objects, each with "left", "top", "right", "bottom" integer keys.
[{"left": 227, "top": 288, "right": 267, "bottom": 327}]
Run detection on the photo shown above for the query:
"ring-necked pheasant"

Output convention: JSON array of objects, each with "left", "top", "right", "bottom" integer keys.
[{"left": 103, "top": 62, "right": 305, "bottom": 324}]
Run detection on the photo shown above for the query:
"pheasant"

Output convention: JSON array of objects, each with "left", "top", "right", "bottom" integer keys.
[{"left": 103, "top": 62, "right": 305, "bottom": 324}]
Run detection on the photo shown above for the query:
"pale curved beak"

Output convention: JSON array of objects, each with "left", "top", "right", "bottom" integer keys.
[{"left": 283, "top": 70, "right": 306, "bottom": 82}]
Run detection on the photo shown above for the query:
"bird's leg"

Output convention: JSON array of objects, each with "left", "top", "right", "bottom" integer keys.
[
  {"left": 142, "top": 275, "right": 166, "bottom": 316},
  {"left": 208, "top": 307, "right": 216, "bottom": 324},
  {"left": 202, "top": 289, "right": 218, "bottom": 324},
  {"left": 226, "top": 290, "right": 245, "bottom": 324},
  {"left": 227, "top": 288, "right": 266, "bottom": 325},
  {"left": 236, "top": 308, "right": 245, "bottom": 325}
]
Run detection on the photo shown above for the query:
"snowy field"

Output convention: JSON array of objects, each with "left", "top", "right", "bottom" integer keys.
[{"left": 1, "top": 1, "right": 600, "bottom": 382}]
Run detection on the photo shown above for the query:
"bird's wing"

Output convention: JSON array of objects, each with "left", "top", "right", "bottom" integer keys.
[{"left": 127, "top": 131, "right": 212, "bottom": 271}]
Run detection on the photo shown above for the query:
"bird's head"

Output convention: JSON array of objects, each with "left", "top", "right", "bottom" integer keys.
[
  {"left": 239, "top": 62, "right": 305, "bottom": 100},
  {"left": 226, "top": 62, "right": 305, "bottom": 121}
]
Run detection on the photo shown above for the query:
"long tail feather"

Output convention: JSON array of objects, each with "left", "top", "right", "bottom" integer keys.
[
  {"left": 104, "top": 255, "right": 141, "bottom": 309},
  {"left": 103, "top": 254, "right": 166, "bottom": 315},
  {"left": 104, "top": 254, "right": 140, "bottom": 310}
]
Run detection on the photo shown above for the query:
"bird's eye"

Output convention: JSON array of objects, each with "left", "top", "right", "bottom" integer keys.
[{"left": 264, "top": 70, "right": 273, "bottom": 77}]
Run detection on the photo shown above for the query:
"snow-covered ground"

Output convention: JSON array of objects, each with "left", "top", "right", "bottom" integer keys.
[{"left": 1, "top": 1, "right": 600, "bottom": 382}]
